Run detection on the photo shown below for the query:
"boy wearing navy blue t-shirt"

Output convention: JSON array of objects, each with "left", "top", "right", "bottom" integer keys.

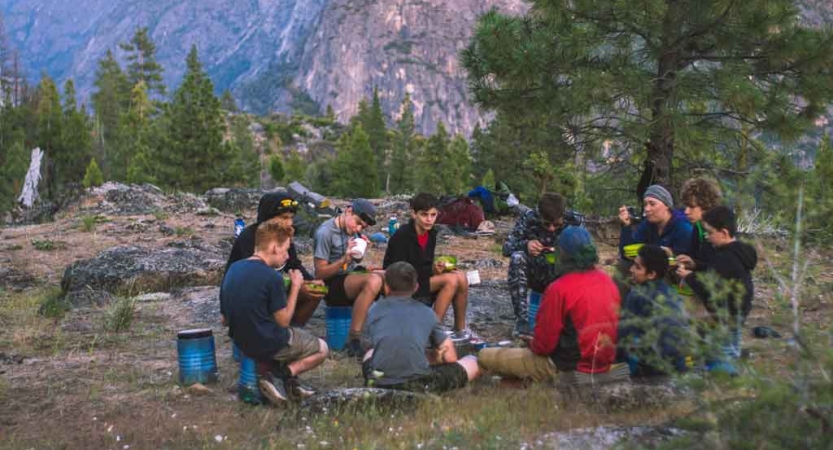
[{"left": 221, "top": 221, "right": 329, "bottom": 403}]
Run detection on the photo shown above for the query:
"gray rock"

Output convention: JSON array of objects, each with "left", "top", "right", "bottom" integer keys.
[
  {"left": 158, "top": 223, "right": 175, "bottom": 236},
  {"left": 564, "top": 381, "right": 690, "bottom": 412},
  {"left": 293, "top": 237, "right": 314, "bottom": 255},
  {"left": 61, "top": 244, "right": 226, "bottom": 299},
  {"left": 0, "top": 266, "right": 38, "bottom": 291},
  {"left": 204, "top": 188, "right": 262, "bottom": 214},
  {"left": 64, "top": 288, "right": 115, "bottom": 307},
  {"left": 98, "top": 183, "right": 168, "bottom": 215},
  {"left": 299, "top": 387, "right": 426, "bottom": 414},
  {"left": 541, "top": 426, "right": 687, "bottom": 450},
  {"left": 133, "top": 292, "right": 173, "bottom": 303}
]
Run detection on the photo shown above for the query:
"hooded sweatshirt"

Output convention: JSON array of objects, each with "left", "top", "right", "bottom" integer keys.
[
  {"left": 684, "top": 240, "right": 757, "bottom": 321},
  {"left": 224, "top": 193, "right": 312, "bottom": 280},
  {"left": 620, "top": 210, "right": 693, "bottom": 258}
]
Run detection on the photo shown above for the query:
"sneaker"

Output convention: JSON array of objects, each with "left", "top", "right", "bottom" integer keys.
[
  {"left": 285, "top": 377, "right": 317, "bottom": 399},
  {"left": 258, "top": 374, "right": 289, "bottom": 404},
  {"left": 512, "top": 320, "right": 533, "bottom": 339},
  {"left": 450, "top": 329, "right": 472, "bottom": 341},
  {"left": 345, "top": 338, "right": 364, "bottom": 359}
]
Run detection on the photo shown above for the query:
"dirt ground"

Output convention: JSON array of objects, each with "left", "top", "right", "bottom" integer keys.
[{"left": 0, "top": 200, "right": 831, "bottom": 449}]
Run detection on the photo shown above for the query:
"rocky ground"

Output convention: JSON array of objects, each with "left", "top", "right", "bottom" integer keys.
[{"left": 0, "top": 183, "right": 830, "bottom": 449}]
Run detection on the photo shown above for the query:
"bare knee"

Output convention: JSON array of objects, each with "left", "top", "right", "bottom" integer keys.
[
  {"left": 318, "top": 339, "right": 330, "bottom": 358},
  {"left": 364, "top": 273, "right": 383, "bottom": 294}
]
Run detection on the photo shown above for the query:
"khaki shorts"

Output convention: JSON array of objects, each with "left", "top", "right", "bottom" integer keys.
[
  {"left": 478, "top": 347, "right": 558, "bottom": 383},
  {"left": 273, "top": 328, "right": 322, "bottom": 363}
]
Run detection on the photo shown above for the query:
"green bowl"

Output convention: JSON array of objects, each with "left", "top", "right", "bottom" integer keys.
[
  {"left": 435, "top": 256, "right": 458, "bottom": 272},
  {"left": 283, "top": 276, "right": 291, "bottom": 289},
  {"left": 304, "top": 283, "right": 329, "bottom": 295},
  {"left": 676, "top": 283, "right": 694, "bottom": 296},
  {"left": 623, "top": 243, "right": 644, "bottom": 258},
  {"left": 544, "top": 251, "right": 557, "bottom": 264}
]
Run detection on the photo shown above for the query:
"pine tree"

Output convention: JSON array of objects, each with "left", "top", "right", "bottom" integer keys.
[
  {"left": 462, "top": 1, "right": 833, "bottom": 188},
  {"left": 416, "top": 123, "right": 450, "bottom": 195},
  {"left": 83, "top": 158, "right": 104, "bottom": 188},
  {"left": 220, "top": 89, "right": 238, "bottom": 112},
  {"left": 227, "top": 115, "right": 259, "bottom": 187},
  {"left": 268, "top": 154, "right": 285, "bottom": 184},
  {"left": 331, "top": 124, "right": 378, "bottom": 197},
  {"left": 35, "top": 75, "right": 64, "bottom": 194},
  {"left": 0, "top": 140, "right": 27, "bottom": 210},
  {"left": 119, "top": 27, "right": 166, "bottom": 97},
  {"left": 448, "top": 135, "right": 472, "bottom": 194},
  {"left": 91, "top": 49, "right": 130, "bottom": 179},
  {"left": 285, "top": 150, "right": 306, "bottom": 183},
  {"left": 161, "top": 45, "right": 230, "bottom": 192},
  {"left": 57, "top": 79, "right": 93, "bottom": 186},
  {"left": 364, "top": 87, "right": 389, "bottom": 184},
  {"left": 123, "top": 81, "right": 156, "bottom": 184},
  {"left": 389, "top": 93, "right": 417, "bottom": 194}
]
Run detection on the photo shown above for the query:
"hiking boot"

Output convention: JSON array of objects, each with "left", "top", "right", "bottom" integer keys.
[
  {"left": 512, "top": 320, "right": 533, "bottom": 339},
  {"left": 258, "top": 374, "right": 289, "bottom": 404},
  {"left": 286, "top": 377, "right": 316, "bottom": 399}
]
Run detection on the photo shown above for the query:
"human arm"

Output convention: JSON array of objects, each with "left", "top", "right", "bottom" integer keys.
[
  {"left": 284, "top": 242, "right": 314, "bottom": 280},
  {"left": 428, "top": 337, "right": 458, "bottom": 364},
  {"left": 313, "top": 230, "right": 356, "bottom": 280},
  {"left": 502, "top": 211, "right": 532, "bottom": 256},
  {"left": 529, "top": 283, "right": 566, "bottom": 356},
  {"left": 272, "top": 269, "right": 303, "bottom": 327}
]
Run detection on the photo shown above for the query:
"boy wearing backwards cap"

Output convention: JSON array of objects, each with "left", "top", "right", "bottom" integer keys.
[{"left": 313, "top": 199, "right": 384, "bottom": 356}]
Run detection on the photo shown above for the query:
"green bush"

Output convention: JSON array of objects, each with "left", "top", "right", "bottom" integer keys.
[
  {"left": 38, "top": 288, "right": 71, "bottom": 318},
  {"left": 82, "top": 158, "right": 104, "bottom": 188},
  {"left": 268, "top": 154, "right": 285, "bottom": 183}
]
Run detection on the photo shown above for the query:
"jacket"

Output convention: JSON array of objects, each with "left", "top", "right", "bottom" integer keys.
[
  {"left": 382, "top": 220, "right": 437, "bottom": 299},
  {"left": 620, "top": 210, "right": 693, "bottom": 258},
  {"left": 685, "top": 240, "right": 757, "bottom": 321}
]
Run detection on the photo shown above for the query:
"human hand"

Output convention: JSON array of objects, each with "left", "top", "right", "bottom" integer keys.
[
  {"left": 676, "top": 254, "right": 695, "bottom": 270},
  {"left": 434, "top": 260, "right": 446, "bottom": 275},
  {"left": 618, "top": 205, "right": 631, "bottom": 226},
  {"left": 288, "top": 269, "right": 303, "bottom": 290},
  {"left": 300, "top": 279, "right": 326, "bottom": 300},
  {"left": 660, "top": 246, "right": 673, "bottom": 257},
  {"left": 527, "top": 240, "right": 544, "bottom": 257},
  {"left": 676, "top": 265, "right": 692, "bottom": 279}
]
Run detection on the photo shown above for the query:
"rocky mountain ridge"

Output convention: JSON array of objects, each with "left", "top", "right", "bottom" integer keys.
[{"left": 0, "top": 0, "right": 526, "bottom": 136}]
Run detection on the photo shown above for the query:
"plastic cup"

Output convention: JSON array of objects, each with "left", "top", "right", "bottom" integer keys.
[{"left": 350, "top": 238, "right": 367, "bottom": 259}]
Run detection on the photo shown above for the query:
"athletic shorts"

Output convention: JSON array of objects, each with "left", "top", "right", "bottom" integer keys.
[
  {"left": 324, "top": 272, "right": 383, "bottom": 306},
  {"left": 362, "top": 359, "right": 468, "bottom": 393}
]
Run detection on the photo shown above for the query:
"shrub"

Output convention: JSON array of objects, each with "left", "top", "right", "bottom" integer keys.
[
  {"left": 103, "top": 297, "right": 136, "bottom": 332},
  {"left": 82, "top": 159, "right": 104, "bottom": 188},
  {"left": 38, "top": 288, "right": 71, "bottom": 318}
]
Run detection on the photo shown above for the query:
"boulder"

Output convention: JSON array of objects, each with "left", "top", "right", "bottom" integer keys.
[
  {"left": 299, "top": 387, "right": 426, "bottom": 414},
  {"left": 0, "top": 267, "right": 38, "bottom": 291},
  {"left": 61, "top": 240, "right": 227, "bottom": 300},
  {"left": 204, "top": 188, "right": 263, "bottom": 214},
  {"left": 564, "top": 381, "right": 690, "bottom": 412},
  {"left": 541, "top": 426, "right": 688, "bottom": 449}
]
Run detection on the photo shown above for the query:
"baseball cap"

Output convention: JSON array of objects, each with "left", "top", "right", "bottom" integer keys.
[{"left": 351, "top": 199, "right": 377, "bottom": 226}]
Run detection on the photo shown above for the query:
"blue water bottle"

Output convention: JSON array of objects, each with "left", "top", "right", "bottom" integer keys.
[
  {"left": 388, "top": 216, "right": 399, "bottom": 236},
  {"left": 234, "top": 216, "right": 245, "bottom": 238}
]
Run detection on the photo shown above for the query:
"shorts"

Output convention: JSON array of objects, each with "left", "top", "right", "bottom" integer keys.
[
  {"left": 362, "top": 359, "right": 468, "bottom": 393},
  {"left": 478, "top": 347, "right": 557, "bottom": 383},
  {"left": 272, "top": 328, "right": 322, "bottom": 363},
  {"left": 324, "top": 272, "right": 383, "bottom": 306}
]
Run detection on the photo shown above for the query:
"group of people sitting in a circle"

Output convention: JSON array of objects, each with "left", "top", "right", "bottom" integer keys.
[{"left": 220, "top": 178, "right": 756, "bottom": 404}]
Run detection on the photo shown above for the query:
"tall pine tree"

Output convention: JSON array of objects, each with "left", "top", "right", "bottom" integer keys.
[
  {"left": 389, "top": 93, "right": 417, "bottom": 194},
  {"left": 120, "top": 27, "right": 166, "bottom": 97},
  {"left": 416, "top": 123, "right": 451, "bottom": 195},
  {"left": 124, "top": 81, "right": 156, "bottom": 184},
  {"left": 58, "top": 79, "right": 92, "bottom": 186},
  {"left": 331, "top": 124, "right": 378, "bottom": 198},
  {"left": 91, "top": 49, "right": 130, "bottom": 179},
  {"left": 161, "top": 45, "right": 230, "bottom": 192},
  {"left": 462, "top": 0, "right": 833, "bottom": 190},
  {"left": 448, "top": 135, "right": 472, "bottom": 194}
]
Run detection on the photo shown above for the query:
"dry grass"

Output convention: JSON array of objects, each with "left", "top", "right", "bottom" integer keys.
[{"left": 1, "top": 205, "right": 831, "bottom": 449}]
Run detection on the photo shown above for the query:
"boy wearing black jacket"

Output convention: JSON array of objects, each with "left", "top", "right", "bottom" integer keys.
[
  {"left": 677, "top": 206, "right": 757, "bottom": 369},
  {"left": 225, "top": 191, "right": 326, "bottom": 327},
  {"left": 383, "top": 193, "right": 469, "bottom": 334},
  {"left": 677, "top": 178, "right": 723, "bottom": 272}
]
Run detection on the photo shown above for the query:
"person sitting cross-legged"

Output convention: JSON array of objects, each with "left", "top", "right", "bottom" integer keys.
[
  {"left": 480, "top": 226, "right": 628, "bottom": 386},
  {"left": 618, "top": 245, "right": 691, "bottom": 378},
  {"left": 383, "top": 193, "right": 469, "bottom": 335},
  {"left": 221, "top": 220, "right": 329, "bottom": 403},
  {"left": 361, "top": 262, "right": 481, "bottom": 393}
]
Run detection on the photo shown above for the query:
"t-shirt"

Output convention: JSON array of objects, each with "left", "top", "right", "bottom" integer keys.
[
  {"left": 362, "top": 296, "right": 448, "bottom": 386},
  {"left": 313, "top": 217, "right": 359, "bottom": 277},
  {"left": 220, "top": 259, "right": 290, "bottom": 360},
  {"left": 417, "top": 232, "right": 429, "bottom": 250}
]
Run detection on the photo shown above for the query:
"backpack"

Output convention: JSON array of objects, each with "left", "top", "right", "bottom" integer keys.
[{"left": 437, "top": 196, "right": 485, "bottom": 231}]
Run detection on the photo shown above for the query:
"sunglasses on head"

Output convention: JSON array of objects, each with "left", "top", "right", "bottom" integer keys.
[{"left": 279, "top": 199, "right": 298, "bottom": 208}]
